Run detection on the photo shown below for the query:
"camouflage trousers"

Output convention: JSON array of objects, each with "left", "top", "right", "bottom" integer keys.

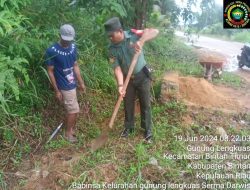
[{"left": 124, "top": 69, "right": 152, "bottom": 134}]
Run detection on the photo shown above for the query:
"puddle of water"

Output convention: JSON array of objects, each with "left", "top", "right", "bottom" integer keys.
[
  {"left": 224, "top": 56, "right": 239, "bottom": 72},
  {"left": 224, "top": 54, "right": 250, "bottom": 72}
]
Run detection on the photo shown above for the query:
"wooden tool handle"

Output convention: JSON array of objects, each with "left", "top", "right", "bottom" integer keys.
[{"left": 109, "top": 53, "right": 140, "bottom": 128}]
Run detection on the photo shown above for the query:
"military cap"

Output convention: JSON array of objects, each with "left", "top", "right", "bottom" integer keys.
[{"left": 104, "top": 17, "right": 122, "bottom": 34}]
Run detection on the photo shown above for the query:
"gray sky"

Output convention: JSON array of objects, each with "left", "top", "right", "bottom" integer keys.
[
  {"left": 174, "top": 0, "right": 223, "bottom": 24},
  {"left": 175, "top": 0, "right": 223, "bottom": 9}
]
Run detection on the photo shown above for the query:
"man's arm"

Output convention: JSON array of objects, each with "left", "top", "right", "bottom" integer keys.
[
  {"left": 136, "top": 28, "right": 159, "bottom": 49},
  {"left": 73, "top": 61, "right": 86, "bottom": 92},
  {"left": 47, "top": 65, "right": 62, "bottom": 101},
  {"left": 114, "top": 66, "right": 125, "bottom": 97}
]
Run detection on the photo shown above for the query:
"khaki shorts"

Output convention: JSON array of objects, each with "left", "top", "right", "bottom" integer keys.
[{"left": 61, "top": 89, "right": 80, "bottom": 114}]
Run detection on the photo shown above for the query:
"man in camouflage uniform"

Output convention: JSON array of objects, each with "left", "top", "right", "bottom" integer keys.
[{"left": 104, "top": 17, "right": 159, "bottom": 142}]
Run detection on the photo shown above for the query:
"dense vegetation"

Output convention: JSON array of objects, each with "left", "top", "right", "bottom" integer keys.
[{"left": 0, "top": 0, "right": 193, "bottom": 170}]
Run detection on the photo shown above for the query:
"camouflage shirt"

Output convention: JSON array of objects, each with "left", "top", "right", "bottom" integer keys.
[{"left": 108, "top": 30, "right": 146, "bottom": 75}]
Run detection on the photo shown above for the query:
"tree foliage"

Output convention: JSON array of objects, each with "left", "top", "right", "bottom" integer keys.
[
  {"left": 196, "top": 0, "right": 221, "bottom": 30},
  {"left": 0, "top": 0, "right": 31, "bottom": 113},
  {"left": 0, "top": 0, "right": 30, "bottom": 35}
]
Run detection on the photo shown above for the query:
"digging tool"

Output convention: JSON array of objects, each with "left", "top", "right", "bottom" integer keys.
[
  {"left": 47, "top": 122, "right": 63, "bottom": 143},
  {"left": 90, "top": 52, "right": 140, "bottom": 151}
]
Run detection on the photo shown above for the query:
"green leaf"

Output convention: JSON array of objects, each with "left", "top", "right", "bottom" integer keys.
[
  {"left": 22, "top": 44, "right": 32, "bottom": 58},
  {"left": 0, "top": 26, "right": 4, "bottom": 36},
  {"left": 0, "top": 0, "right": 7, "bottom": 8},
  {"left": 6, "top": 70, "right": 20, "bottom": 101},
  {"left": 0, "top": 54, "right": 29, "bottom": 110}
]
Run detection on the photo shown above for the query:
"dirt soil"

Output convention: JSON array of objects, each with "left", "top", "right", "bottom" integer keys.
[
  {"left": 162, "top": 71, "right": 250, "bottom": 113},
  {"left": 161, "top": 61, "right": 250, "bottom": 112},
  {"left": 179, "top": 76, "right": 237, "bottom": 110},
  {"left": 214, "top": 68, "right": 250, "bottom": 112},
  {"left": 16, "top": 148, "right": 85, "bottom": 190}
]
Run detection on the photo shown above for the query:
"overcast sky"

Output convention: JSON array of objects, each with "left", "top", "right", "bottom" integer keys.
[
  {"left": 175, "top": 0, "right": 223, "bottom": 12},
  {"left": 175, "top": 0, "right": 223, "bottom": 9}
]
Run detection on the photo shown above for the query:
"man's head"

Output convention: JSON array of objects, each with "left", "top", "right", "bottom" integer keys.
[
  {"left": 104, "top": 17, "right": 124, "bottom": 44},
  {"left": 60, "top": 24, "right": 75, "bottom": 41}
]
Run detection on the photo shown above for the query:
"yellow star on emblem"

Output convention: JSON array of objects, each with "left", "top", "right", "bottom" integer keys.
[{"left": 109, "top": 57, "right": 115, "bottom": 64}]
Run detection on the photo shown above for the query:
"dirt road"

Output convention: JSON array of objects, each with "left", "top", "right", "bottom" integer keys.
[
  {"left": 175, "top": 31, "right": 246, "bottom": 72},
  {"left": 175, "top": 31, "right": 244, "bottom": 56}
]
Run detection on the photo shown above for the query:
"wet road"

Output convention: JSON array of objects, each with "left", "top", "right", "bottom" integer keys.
[
  {"left": 175, "top": 31, "right": 244, "bottom": 56},
  {"left": 175, "top": 31, "right": 246, "bottom": 72}
]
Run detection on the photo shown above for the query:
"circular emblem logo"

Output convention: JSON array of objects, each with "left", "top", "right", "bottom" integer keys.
[{"left": 224, "top": 1, "right": 250, "bottom": 28}]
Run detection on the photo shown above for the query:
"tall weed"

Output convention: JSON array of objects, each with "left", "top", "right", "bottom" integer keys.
[
  {"left": 232, "top": 31, "right": 250, "bottom": 43},
  {"left": 145, "top": 34, "right": 201, "bottom": 77},
  {"left": 0, "top": 170, "right": 7, "bottom": 190},
  {"left": 0, "top": 55, "right": 30, "bottom": 114}
]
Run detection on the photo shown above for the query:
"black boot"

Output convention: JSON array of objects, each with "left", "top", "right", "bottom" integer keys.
[
  {"left": 145, "top": 131, "right": 153, "bottom": 143},
  {"left": 120, "top": 128, "right": 134, "bottom": 138}
]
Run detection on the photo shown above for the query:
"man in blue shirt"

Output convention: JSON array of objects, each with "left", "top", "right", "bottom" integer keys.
[{"left": 45, "top": 24, "right": 85, "bottom": 143}]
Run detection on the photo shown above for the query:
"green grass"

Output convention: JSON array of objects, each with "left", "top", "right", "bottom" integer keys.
[
  {"left": 213, "top": 71, "right": 244, "bottom": 88},
  {"left": 0, "top": 171, "right": 7, "bottom": 190},
  {"left": 200, "top": 23, "right": 250, "bottom": 43},
  {"left": 231, "top": 31, "right": 250, "bottom": 43},
  {"left": 15, "top": 97, "right": 250, "bottom": 189},
  {"left": 79, "top": 58, "right": 116, "bottom": 93},
  {"left": 45, "top": 137, "right": 71, "bottom": 150},
  {"left": 68, "top": 101, "right": 191, "bottom": 186},
  {"left": 146, "top": 37, "right": 202, "bottom": 78}
]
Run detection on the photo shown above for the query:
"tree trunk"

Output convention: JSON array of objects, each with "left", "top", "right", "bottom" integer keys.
[{"left": 134, "top": 0, "right": 147, "bottom": 29}]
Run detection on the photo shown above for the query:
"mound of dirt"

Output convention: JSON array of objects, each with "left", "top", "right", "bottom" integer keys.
[{"left": 161, "top": 72, "right": 238, "bottom": 110}]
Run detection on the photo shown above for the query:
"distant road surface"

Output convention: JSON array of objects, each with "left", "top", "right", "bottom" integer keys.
[{"left": 175, "top": 31, "right": 245, "bottom": 71}]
